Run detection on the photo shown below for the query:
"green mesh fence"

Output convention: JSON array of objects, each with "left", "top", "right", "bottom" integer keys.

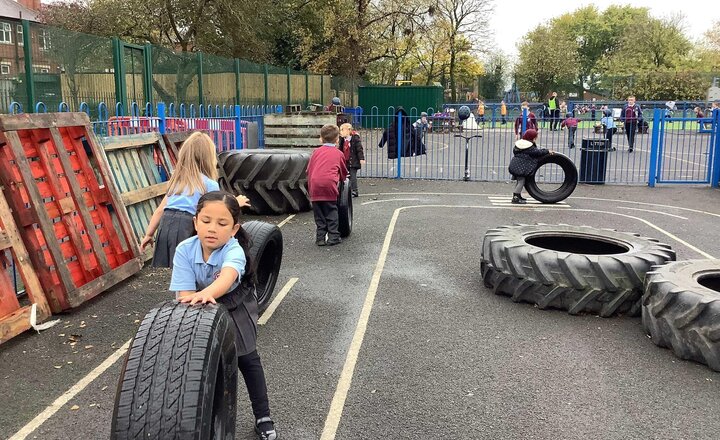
[{"left": 5, "top": 22, "right": 360, "bottom": 114}]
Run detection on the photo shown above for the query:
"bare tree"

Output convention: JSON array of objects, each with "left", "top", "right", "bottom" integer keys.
[{"left": 435, "top": 0, "right": 493, "bottom": 101}]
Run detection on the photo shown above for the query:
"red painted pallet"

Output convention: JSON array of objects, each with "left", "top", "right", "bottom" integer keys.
[
  {"left": 0, "top": 113, "right": 143, "bottom": 313},
  {"left": 0, "top": 186, "right": 52, "bottom": 344}
]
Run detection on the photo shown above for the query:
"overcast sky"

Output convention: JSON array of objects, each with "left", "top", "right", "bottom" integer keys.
[{"left": 490, "top": 0, "right": 719, "bottom": 60}]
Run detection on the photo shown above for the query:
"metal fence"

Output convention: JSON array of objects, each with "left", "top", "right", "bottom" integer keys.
[
  {"left": 355, "top": 107, "right": 720, "bottom": 188},
  {"left": 0, "top": 19, "right": 358, "bottom": 115}
]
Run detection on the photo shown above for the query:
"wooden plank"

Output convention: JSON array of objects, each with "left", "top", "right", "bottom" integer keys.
[
  {"left": 264, "top": 137, "right": 322, "bottom": 147},
  {"left": 4, "top": 131, "right": 77, "bottom": 295},
  {"left": 0, "top": 230, "right": 10, "bottom": 250},
  {"left": 0, "top": 112, "right": 90, "bottom": 131},
  {"left": 122, "top": 182, "right": 168, "bottom": 206},
  {"left": 265, "top": 126, "right": 324, "bottom": 137},
  {"left": 0, "top": 307, "right": 33, "bottom": 345},
  {"left": 49, "top": 127, "right": 112, "bottom": 274},
  {"left": 0, "top": 189, "right": 50, "bottom": 319},
  {"left": 263, "top": 114, "right": 336, "bottom": 126},
  {"left": 66, "top": 258, "right": 143, "bottom": 308},
  {"left": 125, "top": 149, "right": 154, "bottom": 234},
  {"left": 100, "top": 132, "right": 163, "bottom": 151}
]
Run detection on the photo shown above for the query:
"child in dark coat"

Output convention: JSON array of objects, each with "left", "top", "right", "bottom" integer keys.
[
  {"left": 307, "top": 124, "right": 349, "bottom": 246},
  {"left": 508, "top": 129, "right": 553, "bottom": 204}
]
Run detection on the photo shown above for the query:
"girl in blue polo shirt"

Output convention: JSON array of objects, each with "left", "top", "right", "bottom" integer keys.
[
  {"left": 140, "top": 132, "right": 248, "bottom": 267},
  {"left": 171, "top": 191, "right": 277, "bottom": 440}
]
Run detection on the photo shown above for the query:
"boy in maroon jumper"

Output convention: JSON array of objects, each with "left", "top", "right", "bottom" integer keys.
[{"left": 307, "top": 124, "right": 348, "bottom": 246}]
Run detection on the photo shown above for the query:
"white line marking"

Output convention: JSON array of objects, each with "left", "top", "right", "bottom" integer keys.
[
  {"left": 320, "top": 202, "right": 714, "bottom": 438},
  {"left": 360, "top": 198, "right": 421, "bottom": 206},
  {"left": 320, "top": 208, "right": 400, "bottom": 440},
  {"left": 258, "top": 277, "right": 299, "bottom": 326},
  {"left": 615, "top": 206, "right": 688, "bottom": 220},
  {"left": 9, "top": 340, "right": 132, "bottom": 440},
  {"left": 277, "top": 214, "right": 295, "bottom": 228}
]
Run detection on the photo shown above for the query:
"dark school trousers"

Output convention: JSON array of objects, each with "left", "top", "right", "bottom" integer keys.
[
  {"left": 349, "top": 167, "right": 359, "bottom": 193},
  {"left": 312, "top": 201, "right": 340, "bottom": 241},
  {"left": 624, "top": 122, "right": 637, "bottom": 149}
]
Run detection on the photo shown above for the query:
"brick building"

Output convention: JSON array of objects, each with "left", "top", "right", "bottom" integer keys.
[{"left": 0, "top": 0, "right": 53, "bottom": 77}]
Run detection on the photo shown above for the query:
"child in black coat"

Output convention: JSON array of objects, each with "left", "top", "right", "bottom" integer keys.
[{"left": 508, "top": 129, "right": 553, "bottom": 204}]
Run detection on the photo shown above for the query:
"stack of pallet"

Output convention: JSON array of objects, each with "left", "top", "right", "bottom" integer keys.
[{"left": 0, "top": 113, "right": 147, "bottom": 343}]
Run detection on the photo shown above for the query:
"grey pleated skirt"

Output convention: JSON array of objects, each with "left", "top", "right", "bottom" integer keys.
[
  {"left": 218, "top": 282, "right": 259, "bottom": 356},
  {"left": 151, "top": 209, "right": 195, "bottom": 268}
]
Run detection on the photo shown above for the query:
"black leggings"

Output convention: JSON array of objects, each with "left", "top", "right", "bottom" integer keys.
[{"left": 239, "top": 350, "right": 271, "bottom": 420}]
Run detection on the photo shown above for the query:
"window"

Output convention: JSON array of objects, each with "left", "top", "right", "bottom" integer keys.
[
  {"left": 16, "top": 25, "right": 23, "bottom": 46},
  {"left": 1, "top": 63, "right": 10, "bottom": 75},
  {"left": 39, "top": 29, "right": 50, "bottom": 50},
  {"left": 33, "top": 64, "right": 50, "bottom": 74},
  {"left": 0, "top": 23, "right": 11, "bottom": 44}
]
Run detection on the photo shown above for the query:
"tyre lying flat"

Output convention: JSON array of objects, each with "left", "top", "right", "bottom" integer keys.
[
  {"left": 643, "top": 259, "right": 720, "bottom": 371},
  {"left": 481, "top": 224, "right": 676, "bottom": 317}
]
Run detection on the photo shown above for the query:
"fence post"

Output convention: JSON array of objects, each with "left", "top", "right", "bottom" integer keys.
[
  {"left": 143, "top": 44, "right": 153, "bottom": 107},
  {"left": 234, "top": 59, "right": 241, "bottom": 105},
  {"left": 112, "top": 38, "right": 127, "bottom": 112},
  {"left": 648, "top": 108, "right": 662, "bottom": 188},
  {"left": 304, "top": 71, "right": 309, "bottom": 109},
  {"left": 396, "top": 111, "right": 402, "bottom": 179},
  {"left": 234, "top": 104, "right": 243, "bottom": 150},
  {"left": 286, "top": 67, "right": 291, "bottom": 107},
  {"left": 711, "top": 109, "right": 720, "bottom": 188},
  {"left": 197, "top": 52, "right": 204, "bottom": 107},
  {"left": 320, "top": 74, "right": 324, "bottom": 106},
  {"left": 263, "top": 64, "right": 269, "bottom": 107},
  {"left": 157, "top": 102, "right": 166, "bottom": 135},
  {"left": 21, "top": 20, "right": 34, "bottom": 112}
]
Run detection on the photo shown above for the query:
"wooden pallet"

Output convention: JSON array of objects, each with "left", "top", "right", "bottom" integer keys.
[
  {"left": 0, "top": 187, "right": 51, "bottom": 344},
  {"left": 263, "top": 113, "right": 336, "bottom": 148},
  {"left": 100, "top": 132, "right": 175, "bottom": 261},
  {"left": 0, "top": 113, "right": 143, "bottom": 313}
]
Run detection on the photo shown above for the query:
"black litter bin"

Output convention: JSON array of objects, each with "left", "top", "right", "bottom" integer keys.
[{"left": 579, "top": 138, "right": 609, "bottom": 184}]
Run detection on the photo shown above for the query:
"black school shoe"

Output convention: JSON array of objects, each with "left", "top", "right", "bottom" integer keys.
[
  {"left": 351, "top": 191, "right": 359, "bottom": 198},
  {"left": 255, "top": 417, "right": 277, "bottom": 440},
  {"left": 511, "top": 194, "right": 526, "bottom": 204},
  {"left": 326, "top": 238, "right": 342, "bottom": 246},
  {"left": 316, "top": 239, "right": 326, "bottom": 246}
]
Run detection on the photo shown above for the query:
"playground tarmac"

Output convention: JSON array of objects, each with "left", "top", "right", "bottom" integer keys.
[{"left": 2, "top": 178, "right": 720, "bottom": 440}]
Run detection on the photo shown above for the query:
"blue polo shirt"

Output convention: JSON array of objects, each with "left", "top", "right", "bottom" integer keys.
[
  {"left": 169, "top": 236, "right": 246, "bottom": 293},
  {"left": 165, "top": 175, "right": 220, "bottom": 214}
]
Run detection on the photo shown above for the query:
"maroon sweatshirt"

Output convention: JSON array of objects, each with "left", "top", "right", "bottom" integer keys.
[{"left": 307, "top": 144, "right": 349, "bottom": 202}]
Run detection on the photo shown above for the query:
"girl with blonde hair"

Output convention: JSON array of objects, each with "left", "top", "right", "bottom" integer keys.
[{"left": 140, "top": 132, "right": 248, "bottom": 267}]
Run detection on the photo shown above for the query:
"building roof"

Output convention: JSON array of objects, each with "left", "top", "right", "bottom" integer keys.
[{"left": 0, "top": 0, "right": 39, "bottom": 22}]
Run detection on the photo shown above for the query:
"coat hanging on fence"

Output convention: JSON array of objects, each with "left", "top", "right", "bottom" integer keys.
[{"left": 379, "top": 108, "right": 413, "bottom": 159}]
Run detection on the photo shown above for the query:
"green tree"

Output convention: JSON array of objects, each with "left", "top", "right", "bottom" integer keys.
[
  {"left": 514, "top": 25, "right": 579, "bottom": 99},
  {"left": 435, "top": 0, "right": 492, "bottom": 102},
  {"left": 477, "top": 52, "right": 507, "bottom": 100}
]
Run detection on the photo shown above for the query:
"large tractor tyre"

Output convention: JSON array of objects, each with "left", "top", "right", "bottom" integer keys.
[
  {"left": 642, "top": 260, "right": 720, "bottom": 371},
  {"left": 111, "top": 301, "right": 237, "bottom": 440},
  {"left": 525, "top": 153, "right": 578, "bottom": 204},
  {"left": 242, "top": 220, "right": 283, "bottom": 313},
  {"left": 337, "top": 178, "right": 353, "bottom": 238},
  {"left": 218, "top": 149, "right": 312, "bottom": 215},
  {"left": 481, "top": 224, "right": 675, "bottom": 317}
]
